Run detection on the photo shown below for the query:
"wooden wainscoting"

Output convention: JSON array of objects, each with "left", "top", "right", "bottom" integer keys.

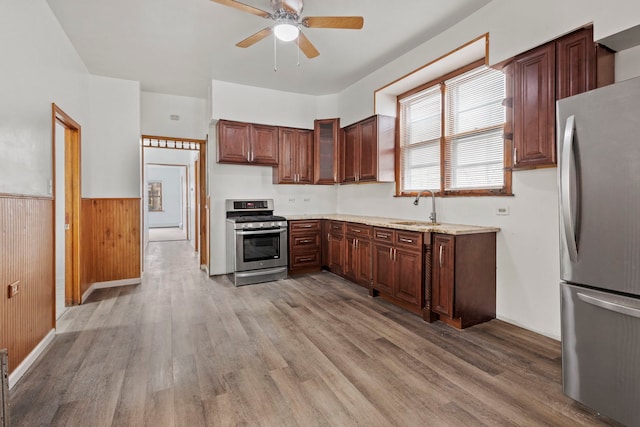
[
  {"left": 0, "top": 196, "right": 54, "bottom": 375},
  {"left": 81, "top": 198, "right": 141, "bottom": 296}
]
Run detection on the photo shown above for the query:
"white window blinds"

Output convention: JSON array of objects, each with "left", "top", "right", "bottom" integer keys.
[
  {"left": 398, "top": 64, "right": 506, "bottom": 194},
  {"left": 444, "top": 66, "right": 506, "bottom": 190},
  {"left": 399, "top": 85, "right": 442, "bottom": 192}
]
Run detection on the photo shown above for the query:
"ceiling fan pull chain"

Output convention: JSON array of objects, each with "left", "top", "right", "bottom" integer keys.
[
  {"left": 297, "top": 36, "right": 300, "bottom": 67},
  {"left": 273, "top": 34, "right": 277, "bottom": 71}
]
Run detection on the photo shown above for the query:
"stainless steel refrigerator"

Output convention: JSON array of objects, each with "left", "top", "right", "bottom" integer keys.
[{"left": 558, "top": 76, "right": 640, "bottom": 426}]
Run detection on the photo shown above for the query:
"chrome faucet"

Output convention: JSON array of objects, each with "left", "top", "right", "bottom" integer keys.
[{"left": 413, "top": 190, "right": 437, "bottom": 224}]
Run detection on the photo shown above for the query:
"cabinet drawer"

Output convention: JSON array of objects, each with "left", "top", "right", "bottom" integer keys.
[
  {"left": 394, "top": 230, "right": 422, "bottom": 251},
  {"left": 290, "top": 251, "right": 321, "bottom": 269},
  {"left": 289, "top": 220, "right": 320, "bottom": 232},
  {"left": 346, "top": 223, "right": 371, "bottom": 238},
  {"left": 373, "top": 227, "right": 394, "bottom": 243},
  {"left": 328, "top": 221, "right": 345, "bottom": 234},
  {"left": 290, "top": 233, "right": 321, "bottom": 251}
]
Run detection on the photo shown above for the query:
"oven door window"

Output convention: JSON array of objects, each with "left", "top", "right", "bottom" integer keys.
[{"left": 242, "top": 232, "right": 280, "bottom": 262}]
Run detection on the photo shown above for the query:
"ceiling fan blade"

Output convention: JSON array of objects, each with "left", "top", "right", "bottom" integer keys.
[
  {"left": 302, "top": 16, "right": 364, "bottom": 29},
  {"left": 297, "top": 32, "right": 319, "bottom": 59},
  {"left": 210, "top": 0, "right": 272, "bottom": 19},
  {"left": 281, "top": 0, "right": 303, "bottom": 14},
  {"left": 236, "top": 27, "right": 273, "bottom": 48}
]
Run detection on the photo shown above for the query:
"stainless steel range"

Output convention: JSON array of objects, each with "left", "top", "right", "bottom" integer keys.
[{"left": 225, "top": 199, "right": 288, "bottom": 286}]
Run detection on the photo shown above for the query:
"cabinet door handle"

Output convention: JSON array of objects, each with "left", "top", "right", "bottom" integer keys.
[
  {"left": 352, "top": 229, "right": 361, "bottom": 233},
  {"left": 299, "top": 224, "right": 312, "bottom": 228},
  {"left": 355, "top": 239, "right": 359, "bottom": 250},
  {"left": 389, "top": 247, "right": 392, "bottom": 259},
  {"left": 439, "top": 245, "right": 443, "bottom": 267},
  {"left": 513, "top": 147, "right": 517, "bottom": 166},
  {"left": 400, "top": 238, "right": 413, "bottom": 243},
  {"left": 327, "top": 233, "right": 331, "bottom": 242},
  {"left": 378, "top": 233, "right": 390, "bottom": 239},
  {"left": 299, "top": 239, "right": 313, "bottom": 243}
]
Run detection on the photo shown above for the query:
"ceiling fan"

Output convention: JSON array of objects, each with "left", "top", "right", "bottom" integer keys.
[{"left": 210, "top": 0, "right": 364, "bottom": 58}]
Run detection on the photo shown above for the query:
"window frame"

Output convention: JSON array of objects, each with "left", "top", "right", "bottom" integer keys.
[
  {"left": 148, "top": 181, "right": 164, "bottom": 212},
  {"left": 395, "top": 59, "right": 512, "bottom": 198}
]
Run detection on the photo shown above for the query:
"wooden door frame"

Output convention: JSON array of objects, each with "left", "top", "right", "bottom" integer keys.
[
  {"left": 141, "top": 136, "right": 207, "bottom": 269},
  {"left": 52, "top": 103, "right": 82, "bottom": 309}
]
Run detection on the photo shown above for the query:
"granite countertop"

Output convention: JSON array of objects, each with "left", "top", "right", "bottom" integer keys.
[{"left": 283, "top": 214, "right": 500, "bottom": 235}]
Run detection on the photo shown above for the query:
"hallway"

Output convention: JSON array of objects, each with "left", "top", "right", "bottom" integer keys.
[{"left": 9, "top": 241, "right": 618, "bottom": 426}]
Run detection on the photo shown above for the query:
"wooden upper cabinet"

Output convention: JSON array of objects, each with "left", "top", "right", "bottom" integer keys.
[
  {"left": 273, "top": 128, "right": 313, "bottom": 184},
  {"left": 217, "top": 120, "right": 251, "bottom": 164},
  {"left": 556, "top": 27, "right": 597, "bottom": 100},
  {"left": 251, "top": 124, "right": 279, "bottom": 165},
  {"left": 341, "top": 115, "right": 395, "bottom": 183},
  {"left": 513, "top": 42, "right": 557, "bottom": 169},
  {"left": 313, "top": 118, "right": 340, "bottom": 184},
  {"left": 511, "top": 26, "right": 615, "bottom": 170},
  {"left": 342, "top": 124, "right": 358, "bottom": 183},
  {"left": 217, "top": 119, "right": 278, "bottom": 165}
]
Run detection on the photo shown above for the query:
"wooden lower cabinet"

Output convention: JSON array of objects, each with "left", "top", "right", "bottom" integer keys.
[
  {"left": 431, "top": 232, "right": 496, "bottom": 329},
  {"left": 288, "top": 220, "right": 322, "bottom": 275},
  {"left": 327, "top": 221, "right": 345, "bottom": 276},
  {"left": 344, "top": 224, "right": 372, "bottom": 288},
  {"left": 372, "top": 227, "right": 424, "bottom": 315}
]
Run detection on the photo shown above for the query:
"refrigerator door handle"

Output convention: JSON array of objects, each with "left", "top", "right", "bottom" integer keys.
[
  {"left": 578, "top": 292, "right": 640, "bottom": 319},
  {"left": 560, "top": 115, "right": 579, "bottom": 262}
]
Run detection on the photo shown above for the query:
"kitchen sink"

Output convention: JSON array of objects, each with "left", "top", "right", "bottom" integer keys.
[{"left": 391, "top": 220, "right": 440, "bottom": 226}]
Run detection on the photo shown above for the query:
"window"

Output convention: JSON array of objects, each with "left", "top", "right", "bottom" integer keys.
[
  {"left": 398, "top": 61, "right": 509, "bottom": 196},
  {"left": 148, "top": 181, "right": 163, "bottom": 212}
]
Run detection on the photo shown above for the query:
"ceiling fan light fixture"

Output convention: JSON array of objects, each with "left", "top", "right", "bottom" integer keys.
[{"left": 274, "top": 22, "right": 299, "bottom": 42}]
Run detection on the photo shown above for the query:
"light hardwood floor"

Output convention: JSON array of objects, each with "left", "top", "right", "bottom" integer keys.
[{"left": 10, "top": 241, "right": 620, "bottom": 426}]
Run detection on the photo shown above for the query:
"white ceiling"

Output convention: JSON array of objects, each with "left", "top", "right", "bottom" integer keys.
[{"left": 46, "top": 0, "right": 493, "bottom": 98}]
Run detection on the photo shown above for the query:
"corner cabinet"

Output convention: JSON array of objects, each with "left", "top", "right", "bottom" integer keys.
[
  {"left": 341, "top": 115, "right": 395, "bottom": 183},
  {"left": 510, "top": 27, "right": 614, "bottom": 169},
  {"left": 314, "top": 118, "right": 340, "bottom": 184},
  {"left": 217, "top": 120, "right": 278, "bottom": 166},
  {"left": 273, "top": 128, "right": 313, "bottom": 184},
  {"left": 431, "top": 232, "right": 496, "bottom": 329}
]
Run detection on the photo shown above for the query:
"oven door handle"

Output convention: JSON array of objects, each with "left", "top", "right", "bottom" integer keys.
[{"left": 236, "top": 228, "right": 287, "bottom": 236}]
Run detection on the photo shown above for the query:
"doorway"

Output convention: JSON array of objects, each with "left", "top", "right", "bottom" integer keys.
[
  {"left": 52, "top": 104, "right": 81, "bottom": 318},
  {"left": 141, "top": 136, "right": 208, "bottom": 269}
]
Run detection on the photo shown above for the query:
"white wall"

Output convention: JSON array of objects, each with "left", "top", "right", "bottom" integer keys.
[
  {"left": 0, "top": 1, "right": 89, "bottom": 196},
  {"left": 84, "top": 75, "right": 141, "bottom": 198},
  {"left": 147, "top": 165, "right": 184, "bottom": 228},
  {"left": 141, "top": 92, "right": 208, "bottom": 139},
  {"left": 333, "top": 0, "right": 640, "bottom": 339}
]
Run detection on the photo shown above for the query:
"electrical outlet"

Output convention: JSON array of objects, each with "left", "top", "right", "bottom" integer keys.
[
  {"left": 496, "top": 206, "right": 510, "bottom": 216},
  {"left": 303, "top": 198, "right": 311, "bottom": 202},
  {"left": 8, "top": 281, "right": 19, "bottom": 298},
  {"left": 288, "top": 197, "right": 296, "bottom": 203}
]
